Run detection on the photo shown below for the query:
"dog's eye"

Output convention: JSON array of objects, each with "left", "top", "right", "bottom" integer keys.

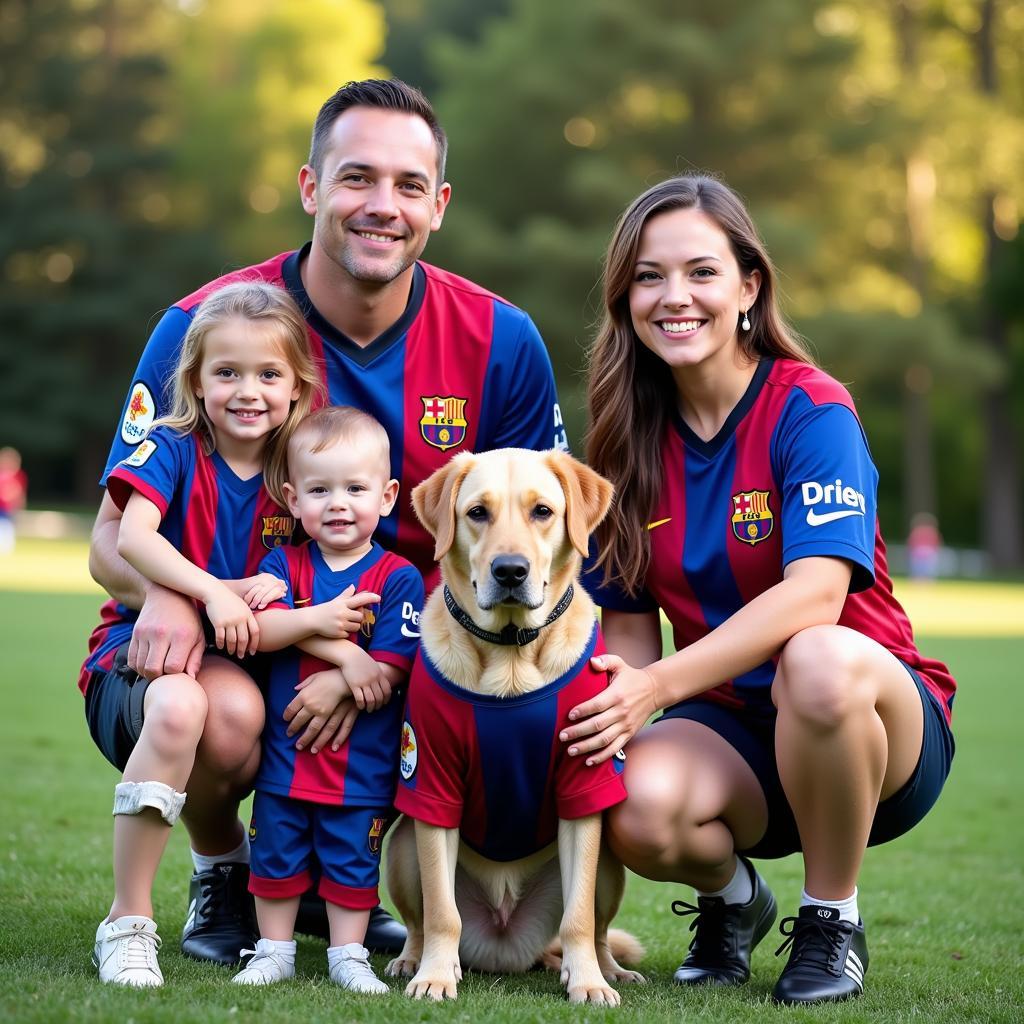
[
  {"left": 466, "top": 505, "right": 489, "bottom": 522},
  {"left": 532, "top": 504, "right": 553, "bottom": 520}
]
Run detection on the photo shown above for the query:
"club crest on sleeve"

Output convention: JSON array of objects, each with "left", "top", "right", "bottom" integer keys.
[
  {"left": 420, "top": 395, "right": 468, "bottom": 451},
  {"left": 360, "top": 606, "right": 377, "bottom": 640},
  {"left": 399, "top": 721, "right": 418, "bottom": 780},
  {"left": 367, "top": 815, "right": 387, "bottom": 854},
  {"left": 731, "top": 489, "right": 774, "bottom": 546},
  {"left": 123, "top": 439, "right": 158, "bottom": 468},
  {"left": 121, "top": 382, "right": 155, "bottom": 444},
  {"left": 261, "top": 515, "right": 294, "bottom": 550}
]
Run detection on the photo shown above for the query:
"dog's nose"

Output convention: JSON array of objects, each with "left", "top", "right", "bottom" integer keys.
[{"left": 491, "top": 554, "right": 530, "bottom": 588}]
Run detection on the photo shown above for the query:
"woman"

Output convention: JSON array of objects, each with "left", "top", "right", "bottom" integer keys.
[{"left": 563, "top": 175, "right": 955, "bottom": 1005}]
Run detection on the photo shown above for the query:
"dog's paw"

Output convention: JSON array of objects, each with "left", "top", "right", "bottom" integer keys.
[
  {"left": 603, "top": 966, "right": 645, "bottom": 984},
  {"left": 562, "top": 962, "right": 622, "bottom": 1006},
  {"left": 386, "top": 954, "right": 420, "bottom": 977},
  {"left": 406, "top": 963, "right": 459, "bottom": 1001}
]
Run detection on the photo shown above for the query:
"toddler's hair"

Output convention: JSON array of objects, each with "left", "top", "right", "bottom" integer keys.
[
  {"left": 152, "top": 281, "right": 323, "bottom": 507},
  {"left": 288, "top": 406, "right": 392, "bottom": 478}
]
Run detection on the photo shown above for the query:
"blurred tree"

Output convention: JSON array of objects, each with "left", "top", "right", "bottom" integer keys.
[{"left": 418, "top": 0, "right": 1022, "bottom": 560}]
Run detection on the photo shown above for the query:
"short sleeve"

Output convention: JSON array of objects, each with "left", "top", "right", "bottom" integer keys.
[
  {"left": 581, "top": 543, "right": 658, "bottom": 613},
  {"left": 102, "top": 306, "right": 194, "bottom": 485},
  {"left": 258, "top": 546, "right": 295, "bottom": 610},
  {"left": 773, "top": 391, "right": 878, "bottom": 593},
  {"left": 369, "top": 565, "right": 425, "bottom": 671},
  {"left": 106, "top": 427, "right": 189, "bottom": 518}
]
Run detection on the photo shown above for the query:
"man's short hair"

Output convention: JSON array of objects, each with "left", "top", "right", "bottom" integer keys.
[{"left": 309, "top": 78, "right": 448, "bottom": 186}]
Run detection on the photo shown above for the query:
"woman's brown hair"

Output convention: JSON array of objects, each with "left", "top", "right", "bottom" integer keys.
[{"left": 585, "top": 174, "right": 814, "bottom": 596}]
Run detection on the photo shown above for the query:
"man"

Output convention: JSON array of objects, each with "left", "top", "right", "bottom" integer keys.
[{"left": 83, "top": 79, "right": 567, "bottom": 970}]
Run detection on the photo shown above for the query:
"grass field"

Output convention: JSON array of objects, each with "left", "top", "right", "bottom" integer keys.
[{"left": 0, "top": 542, "right": 1021, "bottom": 1022}]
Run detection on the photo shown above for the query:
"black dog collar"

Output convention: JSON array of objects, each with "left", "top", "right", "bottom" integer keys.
[{"left": 442, "top": 584, "right": 575, "bottom": 647}]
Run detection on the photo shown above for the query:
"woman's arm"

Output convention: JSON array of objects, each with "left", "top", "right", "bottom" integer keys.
[
  {"left": 564, "top": 556, "right": 852, "bottom": 763},
  {"left": 601, "top": 608, "right": 663, "bottom": 666}
]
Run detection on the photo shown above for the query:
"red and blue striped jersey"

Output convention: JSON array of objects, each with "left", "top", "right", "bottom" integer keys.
[
  {"left": 590, "top": 359, "right": 956, "bottom": 724},
  {"left": 102, "top": 247, "right": 567, "bottom": 578},
  {"left": 78, "top": 428, "right": 290, "bottom": 693},
  {"left": 254, "top": 540, "right": 424, "bottom": 806},
  {"left": 394, "top": 624, "right": 627, "bottom": 862}
]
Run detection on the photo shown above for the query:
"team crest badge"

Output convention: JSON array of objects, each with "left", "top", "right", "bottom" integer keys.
[
  {"left": 124, "top": 439, "right": 157, "bottom": 468},
  {"left": 360, "top": 606, "right": 377, "bottom": 640},
  {"left": 261, "top": 515, "right": 294, "bottom": 550},
  {"left": 367, "top": 815, "right": 387, "bottom": 854},
  {"left": 121, "top": 382, "right": 155, "bottom": 444},
  {"left": 399, "top": 721, "right": 418, "bottom": 780},
  {"left": 419, "top": 395, "right": 468, "bottom": 451},
  {"left": 731, "top": 490, "right": 774, "bottom": 546}
]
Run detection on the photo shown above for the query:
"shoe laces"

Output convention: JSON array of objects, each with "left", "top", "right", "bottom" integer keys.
[
  {"left": 239, "top": 945, "right": 289, "bottom": 978},
  {"left": 672, "top": 898, "right": 732, "bottom": 961},
  {"left": 775, "top": 914, "right": 849, "bottom": 972},
  {"left": 198, "top": 868, "right": 248, "bottom": 927},
  {"left": 332, "top": 946, "right": 377, "bottom": 984},
  {"left": 111, "top": 924, "right": 161, "bottom": 969}
]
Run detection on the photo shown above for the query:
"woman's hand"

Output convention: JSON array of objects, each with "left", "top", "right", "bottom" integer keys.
[{"left": 560, "top": 654, "right": 660, "bottom": 765}]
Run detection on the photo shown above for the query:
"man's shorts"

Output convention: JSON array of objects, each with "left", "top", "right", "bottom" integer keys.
[
  {"left": 248, "top": 791, "right": 392, "bottom": 909},
  {"left": 660, "top": 662, "right": 955, "bottom": 859},
  {"left": 84, "top": 643, "right": 150, "bottom": 772}
]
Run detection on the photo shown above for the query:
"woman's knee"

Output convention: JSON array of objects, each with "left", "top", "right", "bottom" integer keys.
[
  {"left": 143, "top": 675, "right": 209, "bottom": 753},
  {"left": 606, "top": 765, "right": 698, "bottom": 867},
  {"left": 774, "top": 626, "right": 870, "bottom": 729}
]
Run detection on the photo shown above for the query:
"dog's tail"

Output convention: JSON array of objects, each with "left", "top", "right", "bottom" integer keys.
[{"left": 540, "top": 928, "right": 646, "bottom": 971}]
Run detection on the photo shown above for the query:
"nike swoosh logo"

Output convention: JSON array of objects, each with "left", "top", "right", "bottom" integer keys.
[
  {"left": 647, "top": 517, "right": 671, "bottom": 531},
  {"left": 805, "top": 508, "right": 864, "bottom": 526},
  {"left": 401, "top": 624, "right": 421, "bottom": 638}
]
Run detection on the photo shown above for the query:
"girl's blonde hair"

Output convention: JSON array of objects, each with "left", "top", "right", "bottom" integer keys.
[{"left": 151, "top": 281, "right": 324, "bottom": 508}]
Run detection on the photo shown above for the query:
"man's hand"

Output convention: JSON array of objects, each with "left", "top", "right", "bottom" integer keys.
[
  {"left": 284, "top": 669, "right": 356, "bottom": 752},
  {"left": 128, "top": 583, "right": 205, "bottom": 680}
]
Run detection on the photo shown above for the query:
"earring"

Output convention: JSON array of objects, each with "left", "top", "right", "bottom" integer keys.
[{"left": 741, "top": 310, "right": 751, "bottom": 332}]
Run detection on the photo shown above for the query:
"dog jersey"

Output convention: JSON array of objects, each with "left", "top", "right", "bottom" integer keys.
[
  {"left": 102, "top": 247, "right": 567, "bottom": 578},
  {"left": 255, "top": 540, "right": 424, "bottom": 806},
  {"left": 587, "top": 358, "right": 956, "bottom": 724},
  {"left": 394, "top": 623, "right": 626, "bottom": 862},
  {"left": 78, "top": 427, "right": 291, "bottom": 693}
]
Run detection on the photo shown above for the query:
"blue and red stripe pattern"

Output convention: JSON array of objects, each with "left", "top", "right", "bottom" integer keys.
[
  {"left": 79, "top": 429, "right": 290, "bottom": 694},
  {"left": 394, "top": 624, "right": 627, "bottom": 862},
  {"left": 592, "top": 359, "right": 956, "bottom": 724},
  {"left": 254, "top": 540, "right": 423, "bottom": 806},
  {"left": 101, "top": 247, "right": 565, "bottom": 579}
]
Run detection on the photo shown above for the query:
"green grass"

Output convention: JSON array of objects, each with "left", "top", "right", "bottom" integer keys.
[{"left": 0, "top": 590, "right": 1021, "bottom": 1022}]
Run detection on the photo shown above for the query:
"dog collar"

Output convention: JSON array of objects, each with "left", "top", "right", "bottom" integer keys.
[{"left": 442, "top": 584, "right": 575, "bottom": 647}]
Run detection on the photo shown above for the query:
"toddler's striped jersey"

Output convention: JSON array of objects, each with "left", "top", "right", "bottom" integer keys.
[
  {"left": 255, "top": 540, "right": 423, "bottom": 806},
  {"left": 395, "top": 624, "right": 626, "bottom": 862}
]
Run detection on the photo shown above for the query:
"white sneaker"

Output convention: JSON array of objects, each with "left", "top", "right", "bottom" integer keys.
[
  {"left": 93, "top": 916, "right": 163, "bottom": 987},
  {"left": 233, "top": 938, "right": 296, "bottom": 986},
  {"left": 328, "top": 943, "right": 389, "bottom": 994}
]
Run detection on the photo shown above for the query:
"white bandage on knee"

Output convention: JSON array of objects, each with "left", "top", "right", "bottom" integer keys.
[{"left": 113, "top": 781, "right": 187, "bottom": 826}]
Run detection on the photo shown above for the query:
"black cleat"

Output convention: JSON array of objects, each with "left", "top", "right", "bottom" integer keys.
[
  {"left": 672, "top": 856, "right": 777, "bottom": 986},
  {"left": 295, "top": 893, "right": 408, "bottom": 955},
  {"left": 180, "top": 863, "right": 258, "bottom": 966},
  {"left": 772, "top": 905, "right": 868, "bottom": 1004}
]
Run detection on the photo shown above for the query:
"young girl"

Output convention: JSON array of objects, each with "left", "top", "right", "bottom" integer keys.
[
  {"left": 90, "top": 282, "right": 324, "bottom": 987},
  {"left": 566, "top": 175, "right": 955, "bottom": 1005}
]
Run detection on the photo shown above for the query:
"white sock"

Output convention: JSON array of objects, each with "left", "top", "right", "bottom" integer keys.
[
  {"left": 191, "top": 833, "right": 250, "bottom": 874},
  {"left": 801, "top": 887, "right": 859, "bottom": 924},
  {"left": 697, "top": 857, "right": 753, "bottom": 906}
]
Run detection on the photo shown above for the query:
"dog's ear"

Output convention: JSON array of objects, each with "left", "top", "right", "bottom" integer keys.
[
  {"left": 411, "top": 453, "right": 475, "bottom": 561},
  {"left": 545, "top": 451, "right": 614, "bottom": 557}
]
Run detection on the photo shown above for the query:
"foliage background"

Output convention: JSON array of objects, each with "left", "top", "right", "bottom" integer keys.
[{"left": 1, "top": 0, "right": 1022, "bottom": 565}]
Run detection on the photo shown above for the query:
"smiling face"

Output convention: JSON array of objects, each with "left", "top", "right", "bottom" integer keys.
[
  {"left": 628, "top": 206, "right": 760, "bottom": 378},
  {"left": 299, "top": 106, "right": 451, "bottom": 288},
  {"left": 284, "top": 432, "right": 398, "bottom": 565},
  {"left": 193, "top": 317, "right": 299, "bottom": 460}
]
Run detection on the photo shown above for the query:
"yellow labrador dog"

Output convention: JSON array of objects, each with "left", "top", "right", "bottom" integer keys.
[{"left": 385, "top": 448, "right": 644, "bottom": 1004}]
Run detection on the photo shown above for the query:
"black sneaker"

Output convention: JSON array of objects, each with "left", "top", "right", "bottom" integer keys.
[
  {"left": 295, "top": 893, "right": 407, "bottom": 955},
  {"left": 672, "top": 856, "right": 777, "bottom": 986},
  {"left": 180, "top": 863, "right": 258, "bottom": 966},
  {"left": 772, "top": 905, "right": 868, "bottom": 1004}
]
